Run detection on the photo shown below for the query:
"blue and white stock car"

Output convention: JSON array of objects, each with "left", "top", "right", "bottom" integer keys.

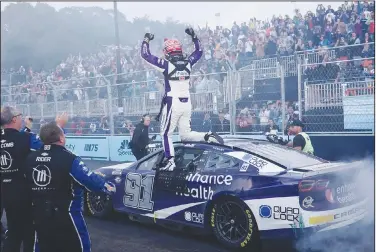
[{"left": 85, "top": 137, "right": 367, "bottom": 250}]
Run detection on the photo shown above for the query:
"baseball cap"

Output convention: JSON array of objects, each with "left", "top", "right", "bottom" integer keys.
[{"left": 289, "top": 119, "right": 305, "bottom": 128}]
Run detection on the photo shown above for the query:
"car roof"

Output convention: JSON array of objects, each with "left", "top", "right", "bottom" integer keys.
[
  {"left": 225, "top": 138, "right": 326, "bottom": 168},
  {"left": 175, "top": 137, "right": 327, "bottom": 169}
]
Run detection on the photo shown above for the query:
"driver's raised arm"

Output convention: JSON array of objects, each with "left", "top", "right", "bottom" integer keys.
[{"left": 141, "top": 33, "right": 168, "bottom": 73}]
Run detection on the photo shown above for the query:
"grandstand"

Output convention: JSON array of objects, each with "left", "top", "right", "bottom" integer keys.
[{"left": 1, "top": 1, "right": 374, "bottom": 136}]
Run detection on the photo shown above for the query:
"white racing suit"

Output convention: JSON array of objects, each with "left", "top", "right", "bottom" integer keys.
[{"left": 141, "top": 37, "right": 218, "bottom": 160}]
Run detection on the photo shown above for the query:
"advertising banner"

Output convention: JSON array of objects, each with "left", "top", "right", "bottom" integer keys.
[
  {"left": 108, "top": 134, "right": 181, "bottom": 162},
  {"left": 108, "top": 135, "right": 136, "bottom": 162},
  {"left": 65, "top": 136, "right": 109, "bottom": 161},
  {"left": 343, "top": 95, "right": 374, "bottom": 131}
]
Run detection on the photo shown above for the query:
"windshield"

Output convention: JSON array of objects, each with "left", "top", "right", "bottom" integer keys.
[{"left": 226, "top": 139, "right": 327, "bottom": 169}]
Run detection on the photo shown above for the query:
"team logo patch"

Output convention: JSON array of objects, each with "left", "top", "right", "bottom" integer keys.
[
  {"left": 0, "top": 150, "right": 12, "bottom": 170},
  {"left": 32, "top": 165, "right": 52, "bottom": 187}
]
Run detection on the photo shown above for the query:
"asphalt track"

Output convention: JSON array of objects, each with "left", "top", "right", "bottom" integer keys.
[{"left": 2, "top": 160, "right": 375, "bottom": 252}]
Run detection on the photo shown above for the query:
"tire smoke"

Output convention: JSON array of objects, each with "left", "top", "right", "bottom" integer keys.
[{"left": 295, "top": 156, "right": 375, "bottom": 252}]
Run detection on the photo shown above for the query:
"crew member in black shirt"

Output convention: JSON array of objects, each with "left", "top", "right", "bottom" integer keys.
[
  {"left": 0, "top": 106, "right": 68, "bottom": 252},
  {"left": 24, "top": 122, "right": 116, "bottom": 252},
  {"left": 130, "top": 114, "right": 157, "bottom": 160},
  {"left": 287, "top": 119, "right": 315, "bottom": 155}
]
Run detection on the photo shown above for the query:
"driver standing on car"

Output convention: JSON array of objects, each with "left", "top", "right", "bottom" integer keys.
[
  {"left": 130, "top": 114, "right": 157, "bottom": 160},
  {"left": 287, "top": 119, "right": 314, "bottom": 155},
  {"left": 24, "top": 122, "right": 116, "bottom": 252}
]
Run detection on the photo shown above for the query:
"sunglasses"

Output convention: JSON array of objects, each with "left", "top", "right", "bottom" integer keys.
[{"left": 13, "top": 113, "right": 22, "bottom": 119}]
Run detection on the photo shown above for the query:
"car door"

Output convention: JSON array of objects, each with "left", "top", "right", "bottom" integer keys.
[
  {"left": 114, "top": 150, "right": 164, "bottom": 214},
  {"left": 152, "top": 146, "right": 208, "bottom": 221}
]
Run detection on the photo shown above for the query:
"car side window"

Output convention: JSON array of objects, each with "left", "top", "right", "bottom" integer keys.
[
  {"left": 205, "top": 153, "right": 240, "bottom": 172},
  {"left": 174, "top": 147, "right": 206, "bottom": 171},
  {"left": 137, "top": 151, "right": 163, "bottom": 171}
]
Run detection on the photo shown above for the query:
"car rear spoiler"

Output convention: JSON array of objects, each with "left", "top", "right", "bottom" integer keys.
[{"left": 301, "top": 160, "right": 364, "bottom": 178}]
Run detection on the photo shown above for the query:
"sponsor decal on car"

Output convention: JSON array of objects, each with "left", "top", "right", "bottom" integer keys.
[
  {"left": 176, "top": 185, "right": 214, "bottom": 200},
  {"left": 185, "top": 173, "right": 233, "bottom": 186},
  {"left": 302, "top": 196, "right": 314, "bottom": 209},
  {"left": 335, "top": 182, "right": 357, "bottom": 204},
  {"left": 212, "top": 146, "right": 225, "bottom": 152},
  {"left": 176, "top": 174, "right": 233, "bottom": 200},
  {"left": 94, "top": 171, "right": 106, "bottom": 177},
  {"left": 259, "top": 205, "right": 300, "bottom": 222},
  {"left": 239, "top": 163, "right": 249, "bottom": 172},
  {"left": 308, "top": 206, "right": 365, "bottom": 225},
  {"left": 184, "top": 211, "right": 204, "bottom": 224}
]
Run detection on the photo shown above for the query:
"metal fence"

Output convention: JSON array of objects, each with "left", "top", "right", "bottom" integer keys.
[
  {"left": 298, "top": 56, "right": 375, "bottom": 133},
  {"left": 1, "top": 43, "right": 374, "bottom": 135}
]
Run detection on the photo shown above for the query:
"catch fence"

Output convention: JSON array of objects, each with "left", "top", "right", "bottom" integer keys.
[
  {"left": 298, "top": 55, "right": 374, "bottom": 133},
  {"left": 1, "top": 43, "right": 374, "bottom": 135}
]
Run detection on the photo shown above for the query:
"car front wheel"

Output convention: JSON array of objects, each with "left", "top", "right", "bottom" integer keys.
[
  {"left": 210, "top": 197, "right": 260, "bottom": 250},
  {"left": 85, "top": 191, "right": 112, "bottom": 218}
]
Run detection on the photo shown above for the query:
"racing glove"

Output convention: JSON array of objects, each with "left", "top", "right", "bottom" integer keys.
[
  {"left": 103, "top": 182, "right": 116, "bottom": 195},
  {"left": 144, "top": 33, "right": 154, "bottom": 43},
  {"left": 277, "top": 137, "right": 289, "bottom": 145},
  {"left": 185, "top": 28, "right": 197, "bottom": 41}
]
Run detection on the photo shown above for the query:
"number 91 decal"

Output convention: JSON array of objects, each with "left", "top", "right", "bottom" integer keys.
[{"left": 123, "top": 173, "right": 155, "bottom": 212}]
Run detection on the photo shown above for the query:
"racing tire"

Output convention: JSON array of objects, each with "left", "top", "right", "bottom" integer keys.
[
  {"left": 85, "top": 191, "right": 113, "bottom": 218},
  {"left": 210, "top": 197, "right": 260, "bottom": 250}
]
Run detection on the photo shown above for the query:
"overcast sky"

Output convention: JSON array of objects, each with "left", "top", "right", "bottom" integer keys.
[{"left": 1, "top": 2, "right": 341, "bottom": 28}]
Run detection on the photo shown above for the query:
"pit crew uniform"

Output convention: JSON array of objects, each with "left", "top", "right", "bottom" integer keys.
[
  {"left": 24, "top": 144, "right": 114, "bottom": 252},
  {"left": 1, "top": 128, "right": 43, "bottom": 252},
  {"left": 140, "top": 29, "right": 223, "bottom": 170}
]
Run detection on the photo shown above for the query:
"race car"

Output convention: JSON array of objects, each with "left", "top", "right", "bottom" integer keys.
[{"left": 85, "top": 137, "right": 368, "bottom": 250}]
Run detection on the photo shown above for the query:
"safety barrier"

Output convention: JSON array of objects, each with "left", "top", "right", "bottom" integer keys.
[
  {"left": 64, "top": 133, "right": 374, "bottom": 162},
  {"left": 65, "top": 134, "right": 181, "bottom": 162},
  {"left": 65, "top": 134, "right": 284, "bottom": 162}
]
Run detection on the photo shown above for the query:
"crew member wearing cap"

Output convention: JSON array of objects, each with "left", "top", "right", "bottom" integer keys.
[
  {"left": 287, "top": 119, "right": 314, "bottom": 155},
  {"left": 0, "top": 106, "right": 68, "bottom": 252}
]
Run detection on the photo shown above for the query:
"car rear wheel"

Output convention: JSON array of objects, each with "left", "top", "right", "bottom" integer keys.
[
  {"left": 210, "top": 197, "right": 260, "bottom": 250},
  {"left": 85, "top": 191, "right": 112, "bottom": 218}
]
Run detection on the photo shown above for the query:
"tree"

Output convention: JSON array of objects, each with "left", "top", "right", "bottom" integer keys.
[{"left": 1, "top": 3, "right": 188, "bottom": 70}]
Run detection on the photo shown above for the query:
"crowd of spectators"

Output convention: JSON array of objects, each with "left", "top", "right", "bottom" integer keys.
[{"left": 1, "top": 1, "right": 375, "bottom": 135}]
